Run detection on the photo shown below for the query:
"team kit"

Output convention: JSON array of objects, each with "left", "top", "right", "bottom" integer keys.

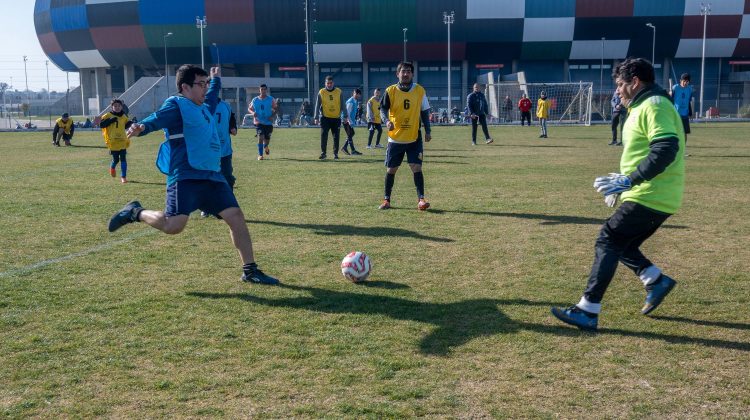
[{"left": 104, "top": 58, "right": 685, "bottom": 332}]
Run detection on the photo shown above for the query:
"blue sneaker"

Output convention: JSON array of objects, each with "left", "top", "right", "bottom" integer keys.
[
  {"left": 241, "top": 265, "right": 280, "bottom": 285},
  {"left": 108, "top": 200, "right": 142, "bottom": 232},
  {"left": 551, "top": 306, "right": 598, "bottom": 331},
  {"left": 642, "top": 275, "right": 676, "bottom": 315}
]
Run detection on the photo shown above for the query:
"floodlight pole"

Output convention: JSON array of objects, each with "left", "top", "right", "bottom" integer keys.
[
  {"left": 23, "top": 56, "right": 30, "bottom": 125},
  {"left": 46, "top": 60, "right": 51, "bottom": 127},
  {"left": 444, "top": 11, "right": 454, "bottom": 114},
  {"left": 646, "top": 23, "right": 656, "bottom": 65},
  {"left": 304, "top": 0, "right": 313, "bottom": 103},
  {"left": 196, "top": 16, "right": 207, "bottom": 69},
  {"left": 164, "top": 32, "right": 173, "bottom": 96},
  {"left": 65, "top": 72, "right": 70, "bottom": 114},
  {"left": 699, "top": 3, "right": 710, "bottom": 118},
  {"left": 402, "top": 28, "right": 407, "bottom": 62},
  {"left": 600, "top": 37, "right": 605, "bottom": 120}
]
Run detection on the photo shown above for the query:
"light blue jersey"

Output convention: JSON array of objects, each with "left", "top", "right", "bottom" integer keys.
[
  {"left": 346, "top": 97, "right": 358, "bottom": 122},
  {"left": 251, "top": 95, "right": 275, "bottom": 126},
  {"left": 671, "top": 84, "right": 692, "bottom": 117}
]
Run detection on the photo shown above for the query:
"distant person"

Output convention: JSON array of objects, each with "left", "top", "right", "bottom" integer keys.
[
  {"left": 536, "top": 91, "right": 550, "bottom": 138},
  {"left": 610, "top": 90, "right": 625, "bottom": 146},
  {"left": 248, "top": 84, "right": 277, "bottom": 160},
  {"left": 503, "top": 95, "right": 513, "bottom": 122},
  {"left": 366, "top": 88, "right": 383, "bottom": 149},
  {"left": 341, "top": 88, "right": 363, "bottom": 155},
  {"left": 314, "top": 75, "right": 346, "bottom": 160},
  {"left": 99, "top": 99, "right": 133, "bottom": 183},
  {"left": 52, "top": 113, "right": 75, "bottom": 146},
  {"left": 298, "top": 100, "right": 312, "bottom": 126},
  {"left": 83, "top": 118, "right": 92, "bottom": 128},
  {"left": 378, "top": 61, "right": 432, "bottom": 211},
  {"left": 467, "top": 83, "right": 493, "bottom": 145},
  {"left": 518, "top": 94, "right": 532, "bottom": 126},
  {"left": 109, "top": 65, "right": 279, "bottom": 285},
  {"left": 551, "top": 57, "right": 685, "bottom": 331},
  {"left": 671, "top": 73, "right": 693, "bottom": 147}
]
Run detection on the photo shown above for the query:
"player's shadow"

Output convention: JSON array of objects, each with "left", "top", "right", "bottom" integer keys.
[
  {"left": 188, "top": 285, "right": 750, "bottom": 354},
  {"left": 245, "top": 219, "right": 454, "bottom": 242},
  {"left": 650, "top": 315, "right": 750, "bottom": 330},
  {"left": 69, "top": 144, "right": 108, "bottom": 149},
  {"left": 126, "top": 180, "right": 166, "bottom": 186},
  {"left": 427, "top": 209, "right": 688, "bottom": 229}
]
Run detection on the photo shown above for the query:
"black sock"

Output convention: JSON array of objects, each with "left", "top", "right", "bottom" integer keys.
[
  {"left": 133, "top": 208, "right": 143, "bottom": 222},
  {"left": 243, "top": 262, "right": 257, "bottom": 272},
  {"left": 413, "top": 171, "right": 424, "bottom": 198},
  {"left": 384, "top": 173, "right": 395, "bottom": 200}
]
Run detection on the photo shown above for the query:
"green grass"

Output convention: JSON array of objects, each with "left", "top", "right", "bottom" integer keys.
[{"left": 1, "top": 123, "right": 748, "bottom": 418}]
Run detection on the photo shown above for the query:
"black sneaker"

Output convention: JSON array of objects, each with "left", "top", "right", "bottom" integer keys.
[
  {"left": 319, "top": 153, "right": 327, "bottom": 160},
  {"left": 334, "top": 155, "right": 339, "bottom": 160},
  {"left": 108, "top": 200, "right": 142, "bottom": 232},
  {"left": 551, "top": 305, "right": 598, "bottom": 331},
  {"left": 351, "top": 150, "right": 363, "bottom": 155},
  {"left": 642, "top": 275, "right": 677, "bottom": 315},
  {"left": 241, "top": 265, "right": 280, "bottom": 285},
  {"left": 341, "top": 147, "right": 350, "bottom": 155}
]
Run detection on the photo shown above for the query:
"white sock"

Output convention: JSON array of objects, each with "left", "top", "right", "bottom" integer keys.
[
  {"left": 576, "top": 297, "right": 601, "bottom": 314},
  {"left": 639, "top": 265, "right": 662, "bottom": 286}
]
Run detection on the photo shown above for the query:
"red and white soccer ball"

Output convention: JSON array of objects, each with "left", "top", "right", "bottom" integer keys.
[{"left": 341, "top": 251, "right": 372, "bottom": 283}]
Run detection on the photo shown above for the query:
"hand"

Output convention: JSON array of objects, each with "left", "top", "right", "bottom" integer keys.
[
  {"left": 471, "top": 114, "right": 478, "bottom": 119},
  {"left": 604, "top": 193, "right": 619, "bottom": 208},
  {"left": 230, "top": 128, "right": 237, "bottom": 136},
  {"left": 386, "top": 121, "right": 394, "bottom": 130},
  {"left": 210, "top": 67, "right": 220, "bottom": 78},
  {"left": 126, "top": 123, "right": 145, "bottom": 138},
  {"left": 343, "top": 118, "right": 349, "bottom": 125},
  {"left": 313, "top": 119, "right": 319, "bottom": 125},
  {"left": 424, "top": 132, "right": 431, "bottom": 142},
  {"left": 593, "top": 173, "right": 632, "bottom": 196}
]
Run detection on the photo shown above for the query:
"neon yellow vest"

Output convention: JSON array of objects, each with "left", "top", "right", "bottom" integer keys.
[
  {"left": 101, "top": 113, "right": 131, "bottom": 151},
  {"left": 385, "top": 84, "right": 425, "bottom": 143},
  {"left": 319, "top": 87, "right": 342, "bottom": 118}
]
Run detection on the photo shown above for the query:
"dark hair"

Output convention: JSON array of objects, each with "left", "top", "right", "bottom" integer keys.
[
  {"left": 354, "top": 88, "right": 361, "bottom": 95},
  {"left": 175, "top": 64, "right": 208, "bottom": 93},
  {"left": 612, "top": 57, "right": 655, "bottom": 84},
  {"left": 680, "top": 73, "right": 691, "bottom": 82},
  {"left": 397, "top": 61, "right": 414, "bottom": 73},
  {"left": 260, "top": 84, "right": 267, "bottom": 89},
  {"left": 325, "top": 75, "right": 334, "bottom": 82},
  {"left": 62, "top": 113, "right": 69, "bottom": 118},
  {"left": 111, "top": 98, "right": 124, "bottom": 106}
]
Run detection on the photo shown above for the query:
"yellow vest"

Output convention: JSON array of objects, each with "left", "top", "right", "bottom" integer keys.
[
  {"left": 101, "top": 113, "right": 131, "bottom": 151},
  {"left": 319, "top": 87, "right": 342, "bottom": 118},
  {"left": 385, "top": 84, "right": 426, "bottom": 143},
  {"left": 368, "top": 97, "right": 381, "bottom": 124},
  {"left": 55, "top": 118, "right": 73, "bottom": 134},
  {"left": 536, "top": 98, "right": 550, "bottom": 119}
]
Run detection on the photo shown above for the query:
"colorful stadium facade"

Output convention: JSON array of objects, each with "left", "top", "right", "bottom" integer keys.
[{"left": 35, "top": 0, "right": 750, "bottom": 116}]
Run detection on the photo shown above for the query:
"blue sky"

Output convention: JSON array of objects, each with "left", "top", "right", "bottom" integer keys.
[{"left": 1, "top": 1, "right": 76, "bottom": 92}]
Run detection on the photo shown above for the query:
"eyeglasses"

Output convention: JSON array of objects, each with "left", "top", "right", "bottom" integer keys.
[{"left": 191, "top": 80, "right": 209, "bottom": 88}]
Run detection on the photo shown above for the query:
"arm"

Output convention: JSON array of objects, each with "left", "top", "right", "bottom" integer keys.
[
  {"left": 420, "top": 94, "right": 431, "bottom": 141},
  {"left": 229, "top": 112, "right": 237, "bottom": 134},
  {"left": 204, "top": 69, "right": 221, "bottom": 114},
  {"left": 52, "top": 123, "right": 59, "bottom": 139},
  {"left": 69, "top": 124, "right": 75, "bottom": 136},
  {"left": 380, "top": 91, "right": 391, "bottom": 129},
  {"left": 99, "top": 113, "right": 117, "bottom": 128},
  {"left": 339, "top": 90, "right": 347, "bottom": 121},
  {"left": 313, "top": 92, "right": 322, "bottom": 122},
  {"left": 127, "top": 98, "right": 181, "bottom": 138}
]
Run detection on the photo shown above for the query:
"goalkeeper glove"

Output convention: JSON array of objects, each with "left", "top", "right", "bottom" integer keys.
[
  {"left": 604, "top": 193, "right": 619, "bottom": 208},
  {"left": 594, "top": 173, "right": 632, "bottom": 196}
]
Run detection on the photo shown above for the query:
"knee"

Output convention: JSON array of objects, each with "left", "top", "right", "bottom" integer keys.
[{"left": 163, "top": 225, "right": 185, "bottom": 235}]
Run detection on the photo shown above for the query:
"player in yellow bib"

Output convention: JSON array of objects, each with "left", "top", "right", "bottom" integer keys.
[
  {"left": 552, "top": 58, "right": 685, "bottom": 331},
  {"left": 378, "top": 62, "right": 432, "bottom": 211},
  {"left": 100, "top": 99, "right": 133, "bottom": 183},
  {"left": 366, "top": 88, "right": 383, "bottom": 148},
  {"left": 313, "top": 75, "right": 347, "bottom": 160},
  {"left": 52, "top": 113, "right": 75, "bottom": 146}
]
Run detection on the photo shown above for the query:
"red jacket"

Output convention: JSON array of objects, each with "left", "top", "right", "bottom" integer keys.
[{"left": 518, "top": 98, "right": 532, "bottom": 112}]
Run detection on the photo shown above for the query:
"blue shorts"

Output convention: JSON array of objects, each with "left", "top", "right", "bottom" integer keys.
[
  {"left": 385, "top": 139, "right": 423, "bottom": 168},
  {"left": 165, "top": 179, "right": 239, "bottom": 217},
  {"left": 255, "top": 124, "right": 273, "bottom": 139}
]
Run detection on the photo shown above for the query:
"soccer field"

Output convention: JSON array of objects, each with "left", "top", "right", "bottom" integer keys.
[{"left": 1, "top": 123, "right": 748, "bottom": 417}]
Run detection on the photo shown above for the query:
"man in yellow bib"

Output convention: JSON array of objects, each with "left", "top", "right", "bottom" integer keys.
[
  {"left": 52, "top": 113, "right": 75, "bottom": 146},
  {"left": 313, "top": 75, "right": 347, "bottom": 160},
  {"left": 378, "top": 62, "right": 432, "bottom": 211}
]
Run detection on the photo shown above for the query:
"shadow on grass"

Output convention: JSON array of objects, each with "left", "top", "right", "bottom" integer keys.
[
  {"left": 126, "top": 180, "right": 166, "bottom": 186},
  {"left": 246, "top": 219, "right": 454, "bottom": 242},
  {"left": 359, "top": 280, "right": 411, "bottom": 289},
  {"left": 427, "top": 209, "right": 688, "bottom": 229},
  {"left": 650, "top": 315, "right": 750, "bottom": 330},
  {"left": 69, "top": 144, "right": 108, "bottom": 149},
  {"left": 189, "top": 285, "right": 750, "bottom": 354},
  {"left": 688, "top": 155, "right": 750, "bottom": 158}
]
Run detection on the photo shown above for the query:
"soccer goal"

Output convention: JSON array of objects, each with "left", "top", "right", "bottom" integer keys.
[{"left": 487, "top": 81, "right": 593, "bottom": 126}]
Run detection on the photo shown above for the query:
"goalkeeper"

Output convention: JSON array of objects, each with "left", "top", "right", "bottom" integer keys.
[{"left": 551, "top": 57, "right": 685, "bottom": 331}]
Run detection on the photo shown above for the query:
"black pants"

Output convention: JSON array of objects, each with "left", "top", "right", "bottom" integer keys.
[
  {"left": 368, "top": 123, "right": 382, "bottom": 146},
  {"left": 320, "top": 117, "right": 341, "bottom": 155},
  {"left": 520, "top": 111, "right": 531, "bottom": 126},
  {"left": 583, "top": 201, "right": 671, "bottom": 303},
  {"left": 611, "top": 112, "right": 625, "bottom": 143},
  {"left": 471, "top": 114, "right": 490, "bottom": 142}
]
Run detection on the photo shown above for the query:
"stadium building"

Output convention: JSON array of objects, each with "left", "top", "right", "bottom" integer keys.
[{"left": 35, "top": 0, "right": 750, "bottom": 119}]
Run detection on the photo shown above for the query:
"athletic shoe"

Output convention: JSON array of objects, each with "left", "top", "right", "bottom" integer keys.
[
  {"left": 352, "top": 150, "right": 363, "bottom": 155},
  {"left": 241, "top": 266, "right": 280, "bottom": 285},
  {"left": 551, "top": 306, "right": 598, "bottom": 331},
  {"left": 608, "top": 141, "right": 617, "bottom": 146},
  {"left": 319, "top": 153, "right": 327, "bottom": 160},
  {"left": 120, "top": 177, "right": 127, "bottom": 184},
  {"left": 366, "top": 145, "right": 372, "bottom": 149},
  {"left": 615, "top": 142, "right": 622, "bottom": 146},
  {"left": 375, "top": 144, "right": 384, "bottom": 149},
  {"left": 539, "top": 134, "right": 545, "bottom": 138},
  {"left": 486, "top": 139, "right": 494, "bottom": 144},
  {"left": 641, "top": 275, "right": 677, "bottom": 315},
  {"left": 472, "top": 142, "right": 477, "bottom": 146},
  {"left": 64, "top": 140, "right": 71, "bottom": 146},
  {"left": 341, "top": 147, "right": 350, "bottom": 155},
  {"left": 109, "top": 167, "right": 116, "bottom": 177},
  {"left": 264, "top": 146, "right": 270, "bottom": 155},
  {"left": 334, "top": 155, "right": 339, "bottom": 160},
  {"left": 378, "top": 199, "right": 391, "bottom": 210},
  {"left": 108, "top": 200, "right": 142, "bottom": 232},
  {"left": 417, "top": 198, "right": 430, "bottom": 211},
  {"left": 257, "top": 155, "right": 264, "bottom": 160}
]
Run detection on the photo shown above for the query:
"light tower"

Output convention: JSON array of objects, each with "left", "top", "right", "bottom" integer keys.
[{"left": 443, "top": 11, "right": 455, "bottom": 113}]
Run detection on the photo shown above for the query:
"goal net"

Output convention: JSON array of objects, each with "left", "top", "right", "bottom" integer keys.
[{"left": 486, "top": 81, "right": 593, "bottom": 126}]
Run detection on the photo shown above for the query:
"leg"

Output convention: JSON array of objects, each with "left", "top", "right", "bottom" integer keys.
[
  {"left": 368, "top": 124, "right": 375, "bottom": 146},
  {"left": 610, "top": 114, "right": 619, "bottom": 144},
  {"left": 376, "top": 125, "right": 382, "bottom": 146},
  {"left": 332, "top": 121, "right": 341, "bottom": 157},
  {"left": 110, "top": 150, "right": 120, "bottom": 177},
  {"left": 320, "top": 121, "right": 329, "bottom": 155},
  {"left": 471, "top": 118, "right": 478, "bottom": 144},
  {"left": 219, "top": 207, "right": 255, "bottom": 264},
  {"left": 479, "top": 115, "right": 491, "bottom": 140},
  {"left": 138, "top": 211, "right": 189, "bottom": 234},
  {"left": 120, "top": 150, "right": 128, "bottom": 181}
]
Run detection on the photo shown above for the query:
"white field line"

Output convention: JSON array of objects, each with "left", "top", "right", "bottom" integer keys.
[{"left": 0, "top": 229, "right": 155, "bottom": 278}]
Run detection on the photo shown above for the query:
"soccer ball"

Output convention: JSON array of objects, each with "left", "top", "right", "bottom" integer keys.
[{"left": 341, "top": 251, "right": 372, "bottom": 283}]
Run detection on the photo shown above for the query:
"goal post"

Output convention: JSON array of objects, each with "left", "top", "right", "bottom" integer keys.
[{"left": 486, "top": 81, "right": 593, "bottom": 126}]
